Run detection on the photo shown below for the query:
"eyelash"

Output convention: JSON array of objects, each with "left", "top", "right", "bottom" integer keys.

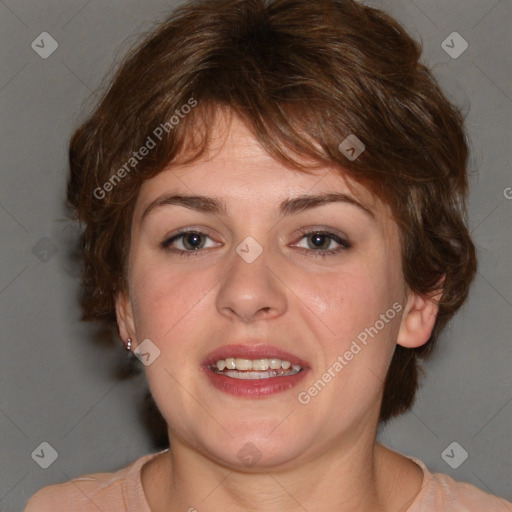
[{"left": 161, "top": 228, "right": 351, "bottom": 258}]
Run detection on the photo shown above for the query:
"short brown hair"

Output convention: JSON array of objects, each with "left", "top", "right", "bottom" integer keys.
[{"left": 67, "top": 0, "right": 477, "bottom": 422}]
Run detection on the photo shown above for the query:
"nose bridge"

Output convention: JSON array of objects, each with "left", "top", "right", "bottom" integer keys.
[{"left": 216, "top": 235, "right": 287, "bottom": 321}]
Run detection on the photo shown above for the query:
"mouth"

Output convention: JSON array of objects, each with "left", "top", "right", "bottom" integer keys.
[{"left": 201, "top": 344, "right": 310, "bottom": 397}]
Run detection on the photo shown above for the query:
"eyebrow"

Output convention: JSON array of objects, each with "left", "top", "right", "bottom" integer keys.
[{"left": 141, "top": 192, "right": 375, "bottom": 222}]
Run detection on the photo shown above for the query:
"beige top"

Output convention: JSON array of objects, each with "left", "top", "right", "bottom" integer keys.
[{"left": 25, "top": 449, "right": 512, "bottom": 511}]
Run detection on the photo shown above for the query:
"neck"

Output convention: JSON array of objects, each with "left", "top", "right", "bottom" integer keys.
[{"left": 142, "top": 424, "right": 423, "bottom": 512}]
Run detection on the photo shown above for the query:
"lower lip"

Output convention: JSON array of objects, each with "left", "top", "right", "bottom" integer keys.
[{"left": 203, "top": 367, "right": 309, "bottom": 397}]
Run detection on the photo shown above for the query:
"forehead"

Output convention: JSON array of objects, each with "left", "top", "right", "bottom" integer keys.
[{"left": 134, "top": 113, "right": 385, "bottom": 219}]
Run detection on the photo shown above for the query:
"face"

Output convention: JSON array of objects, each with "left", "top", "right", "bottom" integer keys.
[{"left": 116, "top": 113, "right": 433, "bottom": 470}]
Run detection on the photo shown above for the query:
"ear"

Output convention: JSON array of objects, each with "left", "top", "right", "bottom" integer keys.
[
  {"left": 115, "top": 291, "right": 136, "bottom": 344},
  {"left": 396, "top": 285, "right": 443, "bottom": 349}
]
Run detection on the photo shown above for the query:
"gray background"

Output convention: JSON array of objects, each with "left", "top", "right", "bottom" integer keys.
[{"left": 0, "top": 0, "right": 511, "bottom": 510}]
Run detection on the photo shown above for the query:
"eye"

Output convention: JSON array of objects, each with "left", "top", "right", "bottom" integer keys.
[
  {"left": 160, "top": 228, "right": 350, "bottom": 258},
  {"left": 293, "top": 229, "right": 351, "bottom": 257},
  {"left": 161, "top": 229, "right": 219, "bottom": 256}
]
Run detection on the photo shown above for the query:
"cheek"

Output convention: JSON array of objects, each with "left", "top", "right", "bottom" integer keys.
[
  {"left": 128, "top": 255, "right": 216, "bottom": 343},
  {"left": 302, "top": 255, "right": 404, "bottom": 375},
  {"left": 305, "top": 265, "right": 396, "bottom": 334}
]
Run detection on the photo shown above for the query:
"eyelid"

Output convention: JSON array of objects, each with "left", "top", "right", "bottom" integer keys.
[
  {"left": 293, "top": 226, "right": 351, "bottom": 246},
  {"left": 161, "top": 227, "right": 222, "bottom": 251},
  {"left": 291, "top": 227, "right": 351, "bottom": 256},
  {"left": 160, "top": 226, "right": 351, "bottom": 257}
]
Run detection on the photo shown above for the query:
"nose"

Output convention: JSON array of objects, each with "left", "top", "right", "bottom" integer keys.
[{"left": 215, "top": 242, "right": 288, "bottom": 323}]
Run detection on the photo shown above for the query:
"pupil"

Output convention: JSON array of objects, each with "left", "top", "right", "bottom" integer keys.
[
  {"left": 184, "top": 233, "right": 203, "bottom": 250},
  {"left": 309, "top": 233, "right": 328, "bottom": 250}
]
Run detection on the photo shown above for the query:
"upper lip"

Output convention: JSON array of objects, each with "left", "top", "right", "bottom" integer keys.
[{"left": 202, "top": 343, "right": 310, "bottom": 369}]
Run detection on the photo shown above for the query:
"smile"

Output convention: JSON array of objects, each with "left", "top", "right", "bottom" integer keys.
[
  {"left": 202, "top": 343, "right": 310, "bottom": 397},
  {"left": 211, "top": 357, "right": 302, "bottom": 379}
]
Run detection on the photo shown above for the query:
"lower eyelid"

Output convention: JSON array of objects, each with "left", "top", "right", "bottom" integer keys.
[
  {"left": 294, "top": 232, "right": 351, "bottom": 250},
  {"left": 161, "top": 230, "right": 350, "bottom": 254},
  {"left": 162, "top": 232, "right": 218, "bottom": 251}
]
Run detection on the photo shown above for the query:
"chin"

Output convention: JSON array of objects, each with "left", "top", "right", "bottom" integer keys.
[{"left": 201, "top": 425, "right": 312, "bottom": 470}]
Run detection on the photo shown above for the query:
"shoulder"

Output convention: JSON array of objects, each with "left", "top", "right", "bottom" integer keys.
[
  {"left": 24, "top": 470, "right": 124, "bottom": 512},
  {"left": 24, "top": 451, "right": 164, "bottom": 512},
  {"left": 410, "top": 458, "right": 512, "bottom": 512},
  {"left": 428, "top": 473, "right": 512, "bottom": 511}
]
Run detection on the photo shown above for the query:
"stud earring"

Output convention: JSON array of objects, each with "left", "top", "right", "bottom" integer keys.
[{"left": 126, "top": 338, "right": 132, "bottom": 351}]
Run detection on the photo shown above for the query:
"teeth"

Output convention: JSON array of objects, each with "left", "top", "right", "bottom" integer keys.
[
  {"left": 269, "top": 358, "right": 281, "bottom": 370},
  {"left": 225, "top": 358, "right": 236, "bottom": 370},
  {"left": 251, "top": 359, "right": 269, "bottom": 371},
  {"left": 217, "top": 365, "right": 303, "bottom": 380},
  {"left": 213, "top": 357, "right": 301, "bottom": 372},
  {"left": 235, "top": 358, "right": 253, "bottom": 371}
]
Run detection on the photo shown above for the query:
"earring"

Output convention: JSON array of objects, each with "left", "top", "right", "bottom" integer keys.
[{"left": 126, "top": 338, "right": 132, "bottom": 351}]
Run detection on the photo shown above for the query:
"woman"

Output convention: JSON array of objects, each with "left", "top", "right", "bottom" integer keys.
[{"left": 25, "top": 0, "right": 512, "bottom": 510}]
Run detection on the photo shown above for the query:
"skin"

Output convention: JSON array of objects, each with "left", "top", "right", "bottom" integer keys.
[{"left": 116, "top": 111, "right": 440, "bottom": 512}]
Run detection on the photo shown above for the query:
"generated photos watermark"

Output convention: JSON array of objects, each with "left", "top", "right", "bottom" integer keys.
[
  {"left": 93, "top": 97, "right": 198, "bottom": 200},
  {"left": 297, "top": 302, "right": 403, "bottom": 405}
]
